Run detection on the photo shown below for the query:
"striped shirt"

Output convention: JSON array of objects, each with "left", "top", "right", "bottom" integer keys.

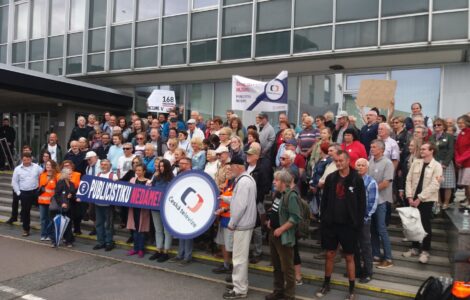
[{"left": 298, "top": 127, "right": 320, "bottom": 153}]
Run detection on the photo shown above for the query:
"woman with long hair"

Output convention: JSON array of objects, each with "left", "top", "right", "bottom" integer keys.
[
  {"left": 230, "top": 117, "right": 245, "bottom": 141},
  {"left": 38, "top": 160, "right": 59, "bottom": 241},
  {"left": 229, "top": 136, "right": 245, "bottom": 162},
  {"left": 275, "top": 128, "right": 296, "bottom": 168},
  {"left": 191, "top": 137, "right": 206, "bottom": 170},
  {"left": 39, "top": 150, "right": 52, "bottom": 170},
  {"left": 118, "top": 116, "right": 132, "bottom": 142}
]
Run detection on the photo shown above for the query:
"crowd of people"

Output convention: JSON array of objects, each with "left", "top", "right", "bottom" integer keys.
[{"left": 7, "top": 103, "right": 470, "bottom": 300}]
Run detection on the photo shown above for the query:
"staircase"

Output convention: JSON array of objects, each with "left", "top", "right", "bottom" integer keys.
[{"left": 0, "top": 172, "right": 453, "bottom": 299}]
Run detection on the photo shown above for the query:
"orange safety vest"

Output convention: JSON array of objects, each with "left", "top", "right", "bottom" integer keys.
[
  {"left": 219, "top": 179, "right": 234, "bottom": 218},
  {"left": 70, "top": 171, "right": 81, "bottom": 189},
  {"left": 38, "top": 172, "right": 58, "bottom": 205},
  {"left": 452, "top": 281, "right": 470, "bottom": 299}
]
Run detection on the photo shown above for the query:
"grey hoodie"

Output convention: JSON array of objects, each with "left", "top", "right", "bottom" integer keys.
[{"left": 228, "top": 172, "right": 257, "bottom": 231}]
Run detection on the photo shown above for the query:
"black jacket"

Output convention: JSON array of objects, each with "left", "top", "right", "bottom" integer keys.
[
  {"left": 321, "top": 169, "right": 366, "bottom": 229},
  {"left": 40, "top": 143, "right": 64, "bottom": 164},
  {"left": 68, "top": 126, "right": 93, "bottom": 147},
  {"left": 248, "top": 161, "right": 270, "bottom": 204},
  {"left": 0, "top": 125, "right": 16, "bottom": 145},
  {"left": 53, "top": 179, "right": 77, "bottom": 210},
  {"left": 63, "top": 151, "right": 86, "bottom": 174},
  {"left": 95, "top": 143, "right": 111, "bottom": 160}
]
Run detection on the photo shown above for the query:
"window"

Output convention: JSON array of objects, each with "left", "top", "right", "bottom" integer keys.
[
  {"left": 68, "top": 32, "right": 83, "bottom": 56},
  {"left": 31, "top": 0, "right": 46, "bottom": 38},
  {"left": 48, "top": 35, "right": 64, "bottom": 58},
  {"left": 162, "top": 44, "right": 187, "bottom": 65},
  {"left": 135, "top": 47, "right": 158, "bottom": 68},
  {"left": 192, "top": 10, "right": 217, "bottom": 40},
  {"left": 30, "top": 39, "right": 44, "bottom": 60},
  {"left": 214, "top": 82, "right": 232, "bottom": 118},
  {"left": 294, "top": 26, "right": 332, "bottom": 53},
  {"left": 194, "top": 0, "right": 217, "bottom": 9},
  {"left": 111, "top": 24, "right": 132, "bottom": 50},
  {"left": 0, "top": 45, "right": 6, "bottom": 63},
  {"left": 66, "top": 56, "right": 82, "bottom": 74},
  {"left": 336, "top": 0, "right": 378, "bottom": 22},
  {"left": 88, "top": 28, "right": 105, "bottom": 52},
  {"left": 164, "top": 0, "right": 188, "bottom": 15},
  {"left": 300, "top": 75, "right": 335, "bottom": 108},
  {"left": 138, "top": 0, "right": 161, "bottom": 20},
  {"left": 190, "top": 40, "right": 216, "bottom": 63},
  {"left": 433, "top": 12, "right": 468, "bottom": 41},
  {"left": 224, "top": 0, "right": 251, "bottom": 5},
  {"left": 287, "top": 76, "right": 298, "bottom": 124},
  {"left": 335, "top": 21, "right": 377, "bottom": 49},
  {"left": 114, "top": 0, "right": 133, "bottom": 23},
  {"left": 221, "top": 36, "right": 251, "bottom": 60},
  {"left": 256, "top": 31, "right": 290, "bottom": 57},
  {"left": 0, "top": 7, "right": 8, "bottom": 43},
  {"left": 381, "top": 16, "right": 428, "bottom": 45},
  {"left": 87, "top": 53, "right": 105, "bottom": 72},
  {"left": 257, "top": 0, "right": 291, "bottom": 31},
  {"left": 136, "top": 20, "right": 158, "bottom": 47},
  {"left": 89, "top": 0, "right": 107, "bottom": 28},
  {"left": 345, "top": 73, "right": 386, "bottom": 90},
  {"left": 295, "top": 0, "right": 332, "bottom": 27},
  {"left": 14, "top": 3, "right": 28, "bottom": 40},
  {"left": 47, "top": 59, "right": 63, "bottom": 75},
  {"left": 110, "top": 50, "right": 131, "bottom": 69},
  {"left": 70, "top": 0, "right": 86, "bottom": 31},
  {"left": 29, "top": 61, "right": 44, "bottom": 72},
  {"left": 188, "top": 83, "right": 213, "bottom": 120},
  {"left": 382, "top": 0, "right": 428, "bottom": 17},
  {"left": 12, "top": 42, "right": 26, "bottom": 63},
  {"left": 163, "top": 15, "right": 187, "bottom": 43},
  {"left": 433, "top": 0, "right": 467, "bottom": 11},
  {"left": 223, "top": 5, "right": 252, "bottom": 36},
  {"left": 49, "top": 0, "right": 66, "bottom": 35}
]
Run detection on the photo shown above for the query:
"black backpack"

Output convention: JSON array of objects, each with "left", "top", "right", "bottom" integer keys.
[{"left": 415, "top": 277, "right": 443, "bottom": 300}]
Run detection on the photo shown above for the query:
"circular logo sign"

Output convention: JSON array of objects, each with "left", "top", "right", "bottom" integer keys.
[
  {"left": 265, "top": 79, "right": 285, "bottom": 101},
  {"left": 161, "top": 170, "right": 218, "bottom": 239}
]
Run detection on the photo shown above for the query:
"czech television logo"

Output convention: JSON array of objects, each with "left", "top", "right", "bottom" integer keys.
[
  {"left": 265, "top": 79, "right": 285, "bottom": 101},
  {"left": 181, "top": 187, "right": 204, "bottom": 213}
]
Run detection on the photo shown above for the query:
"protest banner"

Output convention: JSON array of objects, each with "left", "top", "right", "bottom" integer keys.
[
  {"left": 147, "top": 89, "right": 176, "bottom": 113},
  {"left": 356, "top": 79, "right": 397, "bottom": 109},
  {"left": 232, "top": 70, "right": 288, "bottom": 112},
  {"left": 77, "top": 170, "right": 218, "bottom": 239}
]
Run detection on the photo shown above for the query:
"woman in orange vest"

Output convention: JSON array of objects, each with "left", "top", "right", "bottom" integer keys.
[
  {"left": 212, "top": 178, "right": 235, "bottom": 274},
  {"left": 38, "top": 160, "right": 59, "bottom": 241}
]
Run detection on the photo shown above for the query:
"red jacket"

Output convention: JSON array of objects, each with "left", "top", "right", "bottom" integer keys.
[
  {"left": 342, "top": 141, "right": 367, "bottom": 168},
  {"left": 455, "top": 127, "right": 470, "bottom": 168}
]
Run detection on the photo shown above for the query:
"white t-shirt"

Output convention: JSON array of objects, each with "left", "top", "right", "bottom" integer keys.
[
  {"left": 164, "top": 151, "right": 176, "bottom": 165},
  {"left": 97, "top": 171, "right": 118, "bottom": 206},
  {"left": 117, "top": 154, "right": 135, "bottom": 179},
  {"left": 48, "top": 144, "right": 58, "bottom": 162}
]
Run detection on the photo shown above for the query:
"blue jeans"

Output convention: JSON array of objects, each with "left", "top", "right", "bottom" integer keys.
[
  {"left": 371, "top": 202, "right": 392, "bottom": 261},
  {"left": 177, "top": 239, "right": 193, "bottom": 261},
  {"left": 39, "top": 204, "right": 51, "bottom": 238},
  {"left": 151, "top": 211, "right": 172, "bottom": 250},
  {"left": 95, "top": 205, "right": 114, "bottom": 246},
  {"left": 133, "top": 231, "right": 145, "bottom": 251}
]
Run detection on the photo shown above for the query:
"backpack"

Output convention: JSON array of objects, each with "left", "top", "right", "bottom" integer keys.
[
  {"left": 283, "top": 190, "right": 312, "bottom": 240},
  {"left": 415, "top": 277, "right": 443, "bottom": 300}
]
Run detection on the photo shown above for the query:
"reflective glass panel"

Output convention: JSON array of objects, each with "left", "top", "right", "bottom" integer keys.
[
  {"left": 257, "top": 0, "right": 291, "bottom": 31},
  {"left": 135, "top": 47, "right": 158, "bottom": 68},
  {"left": 29, "top": 61, "right": 44, "bottom": 72},
  {"left": 66, "top": 56, "right": 82, "bottom": 74},
  {"left": 382, "top": 0, "right": 428, "bottom": 17},
  {"left": 68, "top": 32, "right": 83, "bottom": 56},
  {"left": 381, "top": 15, "right": 428, "bottom": 45},
  {"left": 221, "top": 36, "right": 251, "bottom": 60},
  {"left": 223, "top": 5, "right": 252, "bottom": 36},
  {"left": 188, "top": 83, "right": 213, "bottom": 120},
  {"left": 162, "top": 44, "right": 187, "bottom": 65},
  {"left": 0, "top": 7, "right": 7, "bottom": 43},
  {"left": 87, "top": 53, "right": 105, "bottom": 72},
  {"left": 295, "top": 0, "right": 332, "bottom": 27},
  {"left": 192, "top": 10, "right": 217, "bottom": 40},
  {"left": 294, "top": 26, "right": 332, "bottom": 53},
  {"left": 255, "top": 31, "right": 290, "bottom": 57},
  {"left": 89, "top": 0, "right": 107, "bottom": 28},
  {"left": 14, "top": 3, "right": 28, "bottom": 40},
  {"left": 110, "top": 50, "right": 131, "bottom": 69},
  {"left": 49, "top": 0, "right": 66, "bottom": 35},
  {"left": 88, "top": 28, "right": 105, "bottom": 52},
  {"left": 214, "top": 82, "right": 232, "bottom": 118},
  {"left": 190, "top": 40, "right": 216, "bottom": 63},
  {"left": 163, "top": 15, "right": 187, "bottom": 43},
  {"left": 12, "top": 42, "right": 26, "bottom": 63},
  {"left": 335, "top": 21, "right": 377, "bottom": 49},
  {"left": 31, "top": 0, "right": 46, "bottom": 38},
  {"left": 164, "top": 0, "right": 188, "bottom": 15},
  {"left": 114, "top": 0, "right": 133, "bottom": 23},
  {"left": 70, "top": 0, "right": 86, "bottom": 31},
  {"left": 111, "top": 24, "right": 132, "bottom": 49},
  {"left": 136, "top": 20, "right": 158, "bottom": 47},
  {"left": 194, "top": 0, "right": 217, "bottom": 9},
  {"left": 433, "top": 12, "right": 468, "bottom": 41},
  {"left": 48, "top": 35, "right": 64, "bottom": 58},
  {"left": 0, "top": 45, "right": 6, "bottom": 63},
  {"left": 29, "top": 38, "right": 44, "bottom": 61},
  {"left": 138, "top": 0, "right": 161, "bottom": 20},
  {"left": 434, "top": 0, "right": 467, "bottom": 10},
  {"left": 346, "top": 73, "right": 386, "bottom": 90},
  {"left": 336, "top": 0, "right": 378, "bottom": 22},
  {"left": 47, "top": 59, "right": 63, "bottom": 75}
]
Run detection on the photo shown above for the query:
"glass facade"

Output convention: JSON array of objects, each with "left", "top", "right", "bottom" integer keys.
[{"left": 0, "top": 0, "right": 466, "bottom": 76}]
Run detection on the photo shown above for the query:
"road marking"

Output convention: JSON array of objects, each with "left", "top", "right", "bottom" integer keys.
[{"left": 0, "top": 285, "right": 46, "bottom": 300}]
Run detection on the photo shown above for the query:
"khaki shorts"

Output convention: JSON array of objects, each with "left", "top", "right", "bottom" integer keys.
[{"left": 215, "top": 223, "right": 234, "bottom": 252}]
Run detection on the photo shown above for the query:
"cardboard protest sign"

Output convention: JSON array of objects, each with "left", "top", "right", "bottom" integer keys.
[{"left": 356, "top": 79, "right": 397, "bottom": 109}]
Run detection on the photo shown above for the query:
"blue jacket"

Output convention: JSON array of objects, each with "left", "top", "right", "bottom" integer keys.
[{"left": 362, "top": 174, "right": 378, "bottom": 222}]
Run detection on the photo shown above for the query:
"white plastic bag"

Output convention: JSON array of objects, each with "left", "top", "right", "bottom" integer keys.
[{"left": 396, "top": 207, "right": 428, "bottom": 243}]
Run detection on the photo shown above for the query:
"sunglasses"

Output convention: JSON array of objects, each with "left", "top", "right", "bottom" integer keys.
[
  {"left": 137, "top": 138, "right": 144, "bottom": 140},
  {"left": 280, "top": 157, "right": 287, "bottom": 160},
  {"left": 123, "top": 147, "right": 132, "bottom": 150},
  {"left": 433, "top": 124, "right": 442, "bottom": 127}
]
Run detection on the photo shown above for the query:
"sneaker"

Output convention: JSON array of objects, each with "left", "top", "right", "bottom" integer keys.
[
  {"left": 359, "top": 276, "right": 372, "bottom": 284},
  {"left": 93, "top": 244, "right": 105, "bottom": 250},
  {"left": 157, "top": 253, "right": 170, "bottom": 263},
  {"left": 373, "top": 256, "right": 382, "bottom": 265},
  {"left": 315, "top": 285, "right": 330, "bottom": 298},
  {"left": 168, "top": 256, "right": 183, "bottom": 263},
  {"left": 212, "top": 265, "right": 231, "bottom": 274},
  {"left": 345, "top": 293, "right": 356, "bottom": 300},
  {"left": 149, "top": 252, "right": 162, "bottom": 261},
  {"left": 6, "top": 218, "right": 16, "bottom": 225},
  {"left": 377, "top": 260, "right": 393, "bottom": 269},
  {"left": 138, "top": 250, "right": 145, "bottom": 258},
  {"left": 22, "top": 231, "right": 30, "bottom": 237},
  {"left": 105, "top": 244, "right": 114, "bottom": 252},
  {"left": 127, "top": 250, "right": 138, "bottom": 256},
  {"left": 222, "top": 290, "right": 247, "bottom": 299},
  {"left": 295, "top": 278, "right": 303, "bottom": 286},
  {"left": 419, "top": 251, "right": 430, "bottom": 264},
  {"left": 45, "top": 237, "right": 51, "bottom": 241},
  {"left": 402, "top": 248, "right": 419, "bottom": 258},
  {"left": 179, "top": 259, "right": 191, "bottom": 267},
  {"left": 40, "top": 237, "right": 46, "bottom": 241}
]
